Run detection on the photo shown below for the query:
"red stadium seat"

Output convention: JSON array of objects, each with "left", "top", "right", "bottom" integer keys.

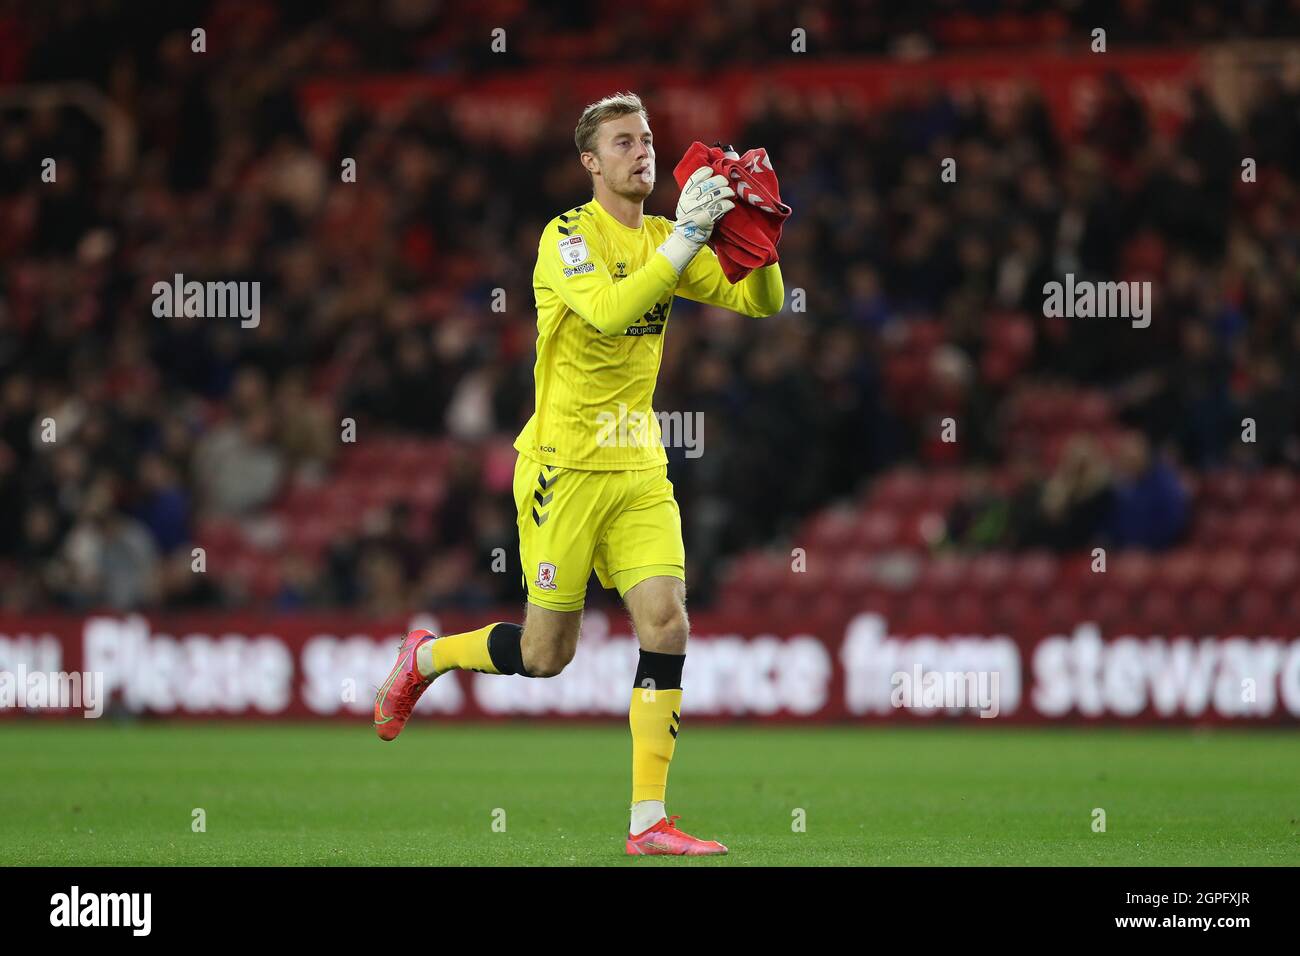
[
  {"left": 904, "top": 509, "right": 947, "bottom": 548},
  {"left": 1201, "top": 471, "right": 1248, "bottom": 507},
  {"left": 855, "top": 509, "right": 903, "bottom": 550},
  {"left": 1012, "top": 550, "right": 1060, "bottom": 594},
  {"left": 1279, "top": 508, "right": 1300, "bottom": 545},
  {"left": 722, "top": 552, "right": 787, "bottom": 599},
  {"left": 1071, "top": 391, "right": 1112, "bottom": 428},
  {"left": 803, "top": 506, "right": 859, "bottom": 552},
  {"left": 1236, "top": 588, "right": 1279, "bottom": 628},
  {"left": 969, "top": 553, "right": 1014, "bottom": 593},
  {"left": 1089, "top": 589, "right": 1132, "bottom": 628},
  {"left": 194, "top": 518, "right": 244, "bottom": 554},
  {"left": 1136, "top": 589, "right": 1180, "bottom": 632},
  {"left": 1153, "top": 548, "right": 1206, "bottom": 595},
  {"left": 870, "top": 469, "right": 924, "bottom": 510},
  {"left": 1187, "top": 590, "right": 1228, "bottom": 633},
  {"left": 1225, "top": 507, "right": 1271, "bottom": 550},
  {"left": 1254, "top": 546, "right": 1300, "bottom": 594},
  {"left": 715, "top": 590, "right": 755, "bottom": 617},
  {"left": 924, "top": 471, "right": 967, "bottom": 511},
  {"left": 1204, "top": 550, "right": 1251, "bottom": 593},
  {"left": 1191, "top": 508, "right": 1234, "bottom": 547},
  {"left": 991, "top": 589, "right": 1032, "bottom": 630},
  {"left": 789, "top": 559, "right": 832, "bottom": 596},
  {"left": 1057, "top": 552, "right": 1098, "bottom": 587},
  {"left": 1111, "top": 551, "right": 1155, "bottom": 593},
  {"left": 919, "top": 553, "right": 970, "bottom": 594},
  {"left": 1043, "top": 590, "right": 1083, "bottom": 630},
  {"left": 830, "top": 554, "right": 877, "bottom": 596},
  {"left": 809, "top": 592, "right": 852, "bottom": 623},
  {"left": 409, "top": 475, "right": 446, "bottom": 508},
  {"left": 897, "top": 591, "right": 946, "bottom": 628},
  {"left": 287, "top": 517, "right": 333, "bottom": 559},
  {"left": 768, "top": 591, "right": 804, "bottom": 620},
  {"left": 1250, "top": 469, "right": 1297, "bottom": 507}
]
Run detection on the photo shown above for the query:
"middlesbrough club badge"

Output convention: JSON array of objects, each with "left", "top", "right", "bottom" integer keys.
[{"left": 535, "top": 562, "right": 558, "bottom": 590}]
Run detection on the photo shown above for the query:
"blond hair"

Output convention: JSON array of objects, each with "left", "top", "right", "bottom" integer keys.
[{"left": 574, "top": 91, "right": 647, "bottom": 158}]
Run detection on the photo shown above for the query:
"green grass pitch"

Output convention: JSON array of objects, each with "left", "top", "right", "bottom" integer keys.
[{"left": 2, "top": 722, "right": 1296, "bottom": 865}]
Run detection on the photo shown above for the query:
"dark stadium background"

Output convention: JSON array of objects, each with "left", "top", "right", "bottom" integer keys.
[{"left": 1, "top": 0, "right": 1299, "bottom": 869}]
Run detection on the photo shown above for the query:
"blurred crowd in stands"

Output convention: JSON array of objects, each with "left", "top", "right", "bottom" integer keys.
[
  {"left": 6, "top": 0, "right": 1300, "bottom": 83},
  {"left": 0, "top": 0, "right": 1297, "bottom": 612},
  {"left": 939, "top": 432, "right": 1191, "bottom": 553}
]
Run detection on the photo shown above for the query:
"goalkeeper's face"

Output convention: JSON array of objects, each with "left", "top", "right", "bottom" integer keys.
[{"left": 592, "top": 113, "right": 655, "bottom": 201}]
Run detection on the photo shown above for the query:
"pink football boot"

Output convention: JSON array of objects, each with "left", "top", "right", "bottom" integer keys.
[
  {"left": 373, "top": 629, "right": 438, "bottom": 741},
  {"left": 626, "top": 816, "right": 729, "bottom": 856}
]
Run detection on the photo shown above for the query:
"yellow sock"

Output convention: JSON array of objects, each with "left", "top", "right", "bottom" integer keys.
[
  {"left": 629, "top": 686, "right": 682, "bottom": 803},
  {"left": 418, "top": 623, "right": 502, "bottom": 677}
]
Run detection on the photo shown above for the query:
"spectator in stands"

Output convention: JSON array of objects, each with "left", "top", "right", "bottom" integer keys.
[
  {"left": 17, "top": 503, "right": 64, "bottom": 589},
  {"left": 273, "top": 370, "right": 337, "bottom": 480},
  {"left": 132, "top": 452, "right": 192, "bottom": 555},
  {"left": 941, "top": 467, "right": 1011, "bottom": 551},
  {"left": 323, "top": 532, "right": 363, "bottom": 607},
  {"left": 0, "top": 440, "right": 22, "bottom": 557},
  {"left": 272, "top": 553, "right": 324, "bottom": 612},
  {"left": 59, "top": 477, "right": 159, "bottom": 609},
  {"left": 1233, "top": 352, "right": 1296, "bottom": 466},
  {"left": 1004, "top": 452, "right": 1049, "bottom": 549},
  {"left": 411, "top": 551, "right": 489, "bottom": 609},
  {"left": 359, "top": 502, "right": 426, "bottom": 583},
  {"left": 157, "top": 549, "right": 226, "bottom": 609},
  {"left": 193, "top": 407, "right": 285, "bottom": 517},
  {"left": 1025, "top": 436, "right": 1114, "bottom": 552},
  {"left": 357, "top": 546, "right": 409, "bottom": 617},
  {"left": 1104, "top": 432, "right": 1188, "bottom": 550}
]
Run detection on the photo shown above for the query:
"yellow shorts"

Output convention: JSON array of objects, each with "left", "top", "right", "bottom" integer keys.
[{"left": 513, "top": 453, "right": 685, "bottom": 612}]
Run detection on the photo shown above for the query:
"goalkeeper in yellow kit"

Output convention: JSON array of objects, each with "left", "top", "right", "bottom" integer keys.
[{"left": 374, "top": 92, "right": 784, "bottom": 856}]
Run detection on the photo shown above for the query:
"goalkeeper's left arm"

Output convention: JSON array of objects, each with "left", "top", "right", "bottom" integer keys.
[{"left": 674, "top": 246, "right": 784, "bottom": 317}]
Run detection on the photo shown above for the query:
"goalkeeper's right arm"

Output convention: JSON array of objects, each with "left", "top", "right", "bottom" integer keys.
[
  {"left": 536, "top": 170, "right": 734, "bottom": 337},
  {"left": 537, "top": 229, "right": 682, "bottom": 336}
]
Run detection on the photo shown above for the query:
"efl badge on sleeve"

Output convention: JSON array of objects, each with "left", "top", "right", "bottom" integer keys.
[{"left": 558, "top": 235, "right": 589, "bottom": 266}]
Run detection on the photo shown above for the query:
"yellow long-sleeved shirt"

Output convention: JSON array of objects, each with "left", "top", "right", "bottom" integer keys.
[{"left": 514, "top": 197, "right": 784, "bottom": 470}]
